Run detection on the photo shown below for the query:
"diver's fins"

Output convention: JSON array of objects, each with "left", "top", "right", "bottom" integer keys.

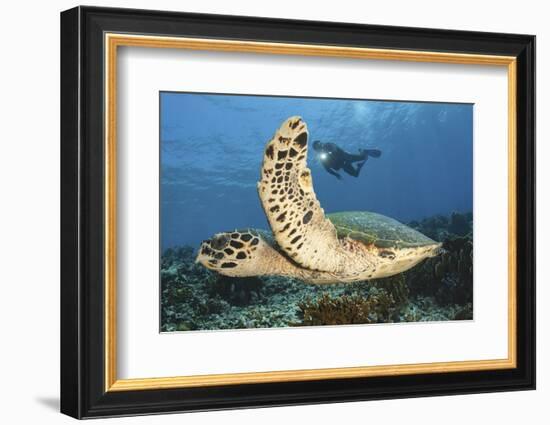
[{"left": 364, "top": 149, "right": 382, "bottom": 158}]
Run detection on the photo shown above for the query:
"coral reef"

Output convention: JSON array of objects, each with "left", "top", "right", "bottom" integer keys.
[
  {"left": 407, "top": 214, "right": 473, "bottom": 310},
  {"left": 208, "top": 275, "right": 264, "bottom": 306},
  {"left": 297, "top": 290, "right": 396, "bottom": 326},
  {"left": 449, "top": 211, "right": 473, "bottom": 236},
  {"left": 160, "top": 211, "right": 474, "bottom": 331}
]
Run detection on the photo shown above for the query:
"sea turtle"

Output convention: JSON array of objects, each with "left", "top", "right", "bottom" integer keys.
[{"left": 196, "top": 116, "right": 441, "bottom": 284}]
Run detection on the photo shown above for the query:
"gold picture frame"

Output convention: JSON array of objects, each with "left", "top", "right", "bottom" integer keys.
[{"left": 104, "top": 33, "right": 517, "bottom": 392}]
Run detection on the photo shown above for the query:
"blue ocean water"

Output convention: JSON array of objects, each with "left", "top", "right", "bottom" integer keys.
[{"left": 160, "top": 92, "right": 472, "bottom": 250}]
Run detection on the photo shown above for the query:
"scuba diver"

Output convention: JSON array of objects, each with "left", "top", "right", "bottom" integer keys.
[{"left": 312, "top": 140, "right": 382, "bottom": 180}]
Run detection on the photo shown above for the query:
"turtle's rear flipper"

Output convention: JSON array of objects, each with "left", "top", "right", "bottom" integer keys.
[{"left": 257, "top": 116, "right": 343, "bottom": 273}]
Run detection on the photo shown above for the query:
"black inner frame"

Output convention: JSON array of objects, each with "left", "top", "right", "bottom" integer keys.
[{"left": 60, "top": 6, "right": 535, "bottom": 419}]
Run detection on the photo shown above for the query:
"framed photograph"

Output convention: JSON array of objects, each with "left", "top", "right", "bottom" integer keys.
[{"left": 60, "top": 6, "right": 535, "bottom": 419}]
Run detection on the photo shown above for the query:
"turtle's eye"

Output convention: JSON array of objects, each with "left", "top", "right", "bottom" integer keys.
[{"left": 211, "top": 234, "right": 230, "bottom": 250}]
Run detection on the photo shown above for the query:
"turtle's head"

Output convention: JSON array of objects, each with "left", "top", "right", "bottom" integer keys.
[{"left": 196, "top": 230, "right": 266, "bottom": 277}]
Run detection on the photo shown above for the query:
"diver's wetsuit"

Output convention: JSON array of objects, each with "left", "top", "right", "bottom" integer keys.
[{"left": 314, "top": 141, "right": 381, "bottom": 179}]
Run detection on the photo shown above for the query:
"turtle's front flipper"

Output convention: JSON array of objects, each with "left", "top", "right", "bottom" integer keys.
[{"left": 257, "top": 117, "right": 342, "bottom": 273}]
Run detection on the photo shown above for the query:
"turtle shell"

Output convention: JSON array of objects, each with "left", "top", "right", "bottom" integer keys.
[{"left": 327, "top": 211, "right": 437, "bottom": 249}]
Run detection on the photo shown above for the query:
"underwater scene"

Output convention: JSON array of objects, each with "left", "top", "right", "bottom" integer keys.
[{"left": 160, "top": 92, "right": 473, "bottom": 332}]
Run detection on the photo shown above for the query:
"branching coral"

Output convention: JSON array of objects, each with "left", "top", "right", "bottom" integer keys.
[
  {"left": 374, "top": 273, "right": 409, "bottom": 306},
  {"left": 405, "top": 231, "right": 473, "bottom": 307},
  {"left": 296, "top": 291, "right": 396, "bottom": 326}
]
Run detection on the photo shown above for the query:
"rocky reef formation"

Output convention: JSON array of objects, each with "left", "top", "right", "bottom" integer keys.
[
  {"left": 406, "top": 212, "right": 473, "bottom": 313},
  {"left": 161, "top": 211, "right": 473, "bottom": 332},
  {"left": 297, "top": 274, "right": 405, "bottom": 326}
]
